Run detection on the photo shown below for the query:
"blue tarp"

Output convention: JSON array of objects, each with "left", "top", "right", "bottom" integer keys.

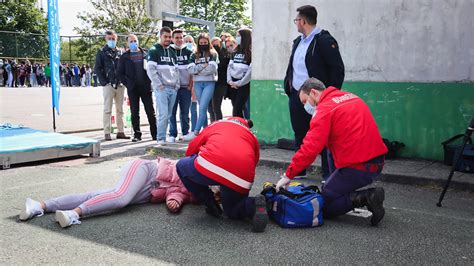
[{"left": 0, "top": 124, "right": 98, "bottom": 154}]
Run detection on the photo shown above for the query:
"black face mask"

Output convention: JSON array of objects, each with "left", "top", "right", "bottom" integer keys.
[
  {"left": 199, "top": 44, "right": 209, "bottom": 52},
  {"left": 213, "top": 45, "right": 220, "bottom": 51}
]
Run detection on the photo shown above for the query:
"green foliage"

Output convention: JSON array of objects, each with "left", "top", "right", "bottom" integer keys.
[
  {"left": 0, "top": 0, "right": 49, "bottom": 59},
  {"left": 179, "top": 0, "right": 251, "bottom": 36},
  {"left": 0, "top": 0, "right": 48, "bottom": 34}
]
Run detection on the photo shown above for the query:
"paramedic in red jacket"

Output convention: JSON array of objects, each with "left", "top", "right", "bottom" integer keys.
[
  {"left": 176, "top": 117, "right": 268, "bottom": 232},
  {"left": 276, "top": 78, "right": 388, "bottom": 226}
]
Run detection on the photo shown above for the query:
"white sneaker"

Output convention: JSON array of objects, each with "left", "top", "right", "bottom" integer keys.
[
  {"left": 157, "top": 140, "right": 166, "bottom": 146},
  {"left": 166, "top": 136, "right": 176, "bottom": 143},
  {"left": 55, "top": 210, "right": 81, "bottom": 228},
  {"left": 19, "top": 198, "right": 44, "bottom": 221},
  {"left": 182, "top": 132, "right": 196, "bottom": 141}
]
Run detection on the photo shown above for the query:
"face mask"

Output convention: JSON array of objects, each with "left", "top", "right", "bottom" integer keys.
[
  {"left": 304, "top": 102, "right": 316, "bottom": 115},
  {"left": 213, "top": 45, "right": 220, "bottom": 51},
  {"left": 222, "top": 41, "right": 226, "bottom": 49},
  {"left": 199, "top": 44, "right": 209, "bottom": 51},
  {"left": 107, "top": 40, "right": 116, "bottom": 49},
  {"left": 185, "top": 43, "right": 193, "bottom": 50},
  {"left": 227, "top": 46, "right": 234, "bottom": 53},
  {"left": 236, "top": 36, "right": 241, "bottom": 45},
  {"left": 129, "top": 42, "right": 138, "bottom": 51}
]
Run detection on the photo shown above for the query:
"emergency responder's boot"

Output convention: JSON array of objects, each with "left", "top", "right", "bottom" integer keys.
[
  {"left": 251, "top": 195, "right": 268, "bottom": 233},
  {"left": 350, "top": 187, "right": 385, "bottom": 226},
  {"left": 205, "top": 198, "right": 223, "bottom": 218}
]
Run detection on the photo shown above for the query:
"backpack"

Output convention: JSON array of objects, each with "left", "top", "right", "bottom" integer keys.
[{"left": 261, "top": 182, "right": 324, "bottom": 228}]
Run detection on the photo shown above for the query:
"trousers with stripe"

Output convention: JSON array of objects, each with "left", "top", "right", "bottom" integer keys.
[
  {"left": 44, "top": 160, "right": 157, "bottom": 216},
  {"left": 176, "top": 155, "right": 255, "bottom": 220}
]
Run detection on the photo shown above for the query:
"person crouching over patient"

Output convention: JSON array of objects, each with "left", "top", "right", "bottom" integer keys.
[
  {"left": 176, "top": 117, "right": 268, "bottom": 232},
  {"left": 276, "top": 78, "right": 388, "bottom": 226}
]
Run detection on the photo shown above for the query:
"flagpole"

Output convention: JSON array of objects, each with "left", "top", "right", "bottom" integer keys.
[
  {"left": 52, "top": 106, "right": 56, "bottom": 132},
  {"left": 48, "top": 0, "right": 60, "bottom": 132}
]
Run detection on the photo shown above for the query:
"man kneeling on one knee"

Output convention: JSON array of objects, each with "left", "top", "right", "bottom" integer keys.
[
  {"left": 176, "top": 117, "right": 268, "bottom": 232},
  {"left": 276, "top": 78, "right": 388, "bottom": 226}
]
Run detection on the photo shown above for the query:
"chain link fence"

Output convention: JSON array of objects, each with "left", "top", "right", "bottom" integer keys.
[{"left": 0, "top": 30, "right": 202, "bottom": 66}]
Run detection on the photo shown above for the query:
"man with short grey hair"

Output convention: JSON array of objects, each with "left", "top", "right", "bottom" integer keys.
[{"left": 117, "top": 34, "right": 157, "bottom": 142}]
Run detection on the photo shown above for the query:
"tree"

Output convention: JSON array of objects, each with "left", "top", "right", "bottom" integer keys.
[
  {"left": 74, "top": 0, "right": 159, "bottom": 64},
  {"left": 0, "top": 0, "right": 49, "bottom": 59},
  {"left": 0, "top": 0, "right": 48, "bottom": 34},
  {"left": 179, "top": 0, "right": 251, "bottom": 36}
]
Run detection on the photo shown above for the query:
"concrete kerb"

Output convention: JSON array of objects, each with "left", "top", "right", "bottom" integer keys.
[{"left": 148, "top": 145, "right": 474, "bottom": 192}]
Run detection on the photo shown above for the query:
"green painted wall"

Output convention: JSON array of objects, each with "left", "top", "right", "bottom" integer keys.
[{"left": 250, "top": 80, "right": 474, "bottom": 160}]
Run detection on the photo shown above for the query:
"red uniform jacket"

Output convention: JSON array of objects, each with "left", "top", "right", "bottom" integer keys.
[
  {"left": 286, "top": 87, "right": 388, "bottom": 179},
  {"left": 186, "top": 117, "right": 260, "bottom": 194}
]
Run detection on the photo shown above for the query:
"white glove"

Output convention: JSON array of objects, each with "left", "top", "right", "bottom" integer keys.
[{"left": 276, "top": 175, "right": 291, "bottom": 192}]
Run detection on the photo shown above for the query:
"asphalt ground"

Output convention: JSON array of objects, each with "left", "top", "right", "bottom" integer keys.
[{"left": 1, "top": 154, "right": 473, "bottom": 264}]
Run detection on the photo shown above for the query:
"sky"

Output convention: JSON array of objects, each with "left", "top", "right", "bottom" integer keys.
[{"left": 40, "top": 0, "right": 252, "bottom": 36}]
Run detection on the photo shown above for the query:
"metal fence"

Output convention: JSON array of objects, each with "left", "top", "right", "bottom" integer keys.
[{"left": 0, "top": 30, "right": 202, "bottom": 66}]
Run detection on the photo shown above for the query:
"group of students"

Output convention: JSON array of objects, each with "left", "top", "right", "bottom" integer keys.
[
  {"left": 0, "top": 59, "right": 95, "bottom": 88},
  {"left": 1, "top": 60, "right": 51, "bottom": 87},
  {"left": 95, "top": 27, "right": 252, "bottom": 144}
]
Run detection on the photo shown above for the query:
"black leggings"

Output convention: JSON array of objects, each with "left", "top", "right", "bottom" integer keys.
[
  {"left": 230, "top": 80, "right": 250, "bottom": 118},
  {"left": 208, "top": 83, "right": 228, "bottom": 122}
]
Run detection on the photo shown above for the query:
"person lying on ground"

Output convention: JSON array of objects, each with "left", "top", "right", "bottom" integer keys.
[{"left": 19, "top": 157, "right": 196, "bottom": 228}]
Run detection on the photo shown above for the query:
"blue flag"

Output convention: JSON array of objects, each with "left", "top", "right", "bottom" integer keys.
[{"left": 48, "top": 0, "right": 61, "bottom": 115}]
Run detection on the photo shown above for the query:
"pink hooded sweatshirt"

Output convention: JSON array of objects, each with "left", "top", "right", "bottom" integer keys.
[{"left": 150, "top": 157, "right": 195, "bottom": 208}]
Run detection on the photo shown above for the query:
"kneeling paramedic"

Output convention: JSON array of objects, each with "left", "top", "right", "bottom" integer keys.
[
  {"left": 276, "top": 78, "right": 388, "bottom": 226},
  {"left": 176, "top": 117, "right": 268, "bottom": 232}
]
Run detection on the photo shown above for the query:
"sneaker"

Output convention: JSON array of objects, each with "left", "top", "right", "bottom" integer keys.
[
  {"left": 55, "top": 210, "right": 81, "bottom": 228},
  {"left": 132, "top": 136, "right": 141, "bottom": 142},
  {"left": 157, "top": 140, "right": 166, "bottom": 146},
  {"left": 166, "top": 136, "right": 176, "bottom": 143},
  {"left": 252, "top": 195, "right": 268, "bottom": 233},
  {"left": 19, "top": 198, "right": 44, "bottom": 221},
  {"left": 182, "top": 132, "right": 196, "bottom": 141}
]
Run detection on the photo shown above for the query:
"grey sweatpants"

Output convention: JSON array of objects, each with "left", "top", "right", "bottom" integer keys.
[{"left": 44, "top": 159, "right": 158, "bottom": 216}]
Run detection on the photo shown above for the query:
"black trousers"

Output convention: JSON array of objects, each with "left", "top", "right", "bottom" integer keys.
[
  {"left": 289, "top": 89, "right": 330, "bottom": 178},
  {"left": 230, "top": 79, "right": 250, "bottom": 118},
  {"left": 128, "top": 85, "right": 157, "bottom": 139},
  {"left": 208, "top": 82, "right": 228, "bottom": 122}
]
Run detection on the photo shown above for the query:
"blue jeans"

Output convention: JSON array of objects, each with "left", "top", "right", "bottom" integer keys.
[
  {"left": 169, "top": 87, "right": 191, "bottom": 137},
  {"left": 155, "top": 87, "right": 177, "bottom": 141},
  {"left": 321, "top": 156, "right": 384, "bottom": 217},
  {"left": 191, "top": 102, "right": 197, "bottom": 132},
  {"left": 194, "top": 81, "right": 215, "bottom": 133},
  {"left": 176, "top": 155, "right": 255, "bottom": 220}
]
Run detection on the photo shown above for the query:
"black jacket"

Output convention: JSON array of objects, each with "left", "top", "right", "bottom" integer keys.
[
  {"left": 217, "top": 47, "right": 231, "bottom": 85},
  {"left": 284, "top": 30, "right": 345, "bottom": 97},
  {"left": 117, "top": 48, "right": 151, "bottom": 92},
  {"left": 94, "top": 45, "right": 121, "bottom": 86}
]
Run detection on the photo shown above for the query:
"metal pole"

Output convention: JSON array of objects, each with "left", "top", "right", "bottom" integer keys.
[
  {"left": 15, "top": 34, "right": 19, "bottom": 58},
  {"left": 69, "top": 36, "right": 72, "bottom": 64},
  {"left": 52, "top": 106, "right": 56, "bottom": 132}
]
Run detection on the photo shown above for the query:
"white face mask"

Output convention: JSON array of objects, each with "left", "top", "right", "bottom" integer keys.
[{"left": 304, "top": 102, "right": 316, "bottom": 115}]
